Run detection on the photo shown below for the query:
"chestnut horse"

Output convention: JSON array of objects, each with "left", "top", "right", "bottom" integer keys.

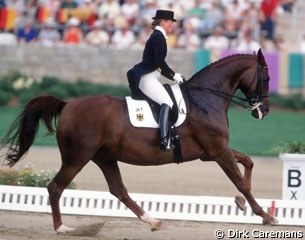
[{"left": 1, "top": 49, "right": 278, "bottom": 233}]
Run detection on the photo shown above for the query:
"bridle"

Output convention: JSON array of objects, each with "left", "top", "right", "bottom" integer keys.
[
  {"left": 185, "top": 62, "right": 269, "bottom": 112},
  {"left": 248, "top": 63, "right": 269, "bottom": 111}
]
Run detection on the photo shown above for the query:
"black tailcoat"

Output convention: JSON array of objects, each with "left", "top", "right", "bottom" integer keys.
[{"left": 127, "top": 29, "right": 175, "bottom": 92}]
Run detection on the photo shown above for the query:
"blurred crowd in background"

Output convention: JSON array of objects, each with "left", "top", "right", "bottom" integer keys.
[{"left": 0, "top": 0, "right": 298, "bottom": 52}]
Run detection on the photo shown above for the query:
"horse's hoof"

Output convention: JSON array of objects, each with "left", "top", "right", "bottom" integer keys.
[
  {"left": 151, "top": 220, "right": 164, "bottom": 231},
  {"left": 56, "top": 224, "right": 75, "bottom": 234},
  {"left": 263, "top": 214, "right": 279, "bottom": 225},
  {"left": 140, "top": 213, "right": 164, "bottom": 231},
  {"left": 234, "top": 195, "right": 246, "bottom": 211}
]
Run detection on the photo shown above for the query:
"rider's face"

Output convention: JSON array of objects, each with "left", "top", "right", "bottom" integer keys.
[{"left": 161, "top": 19, "right": 174, "bottom": 34}]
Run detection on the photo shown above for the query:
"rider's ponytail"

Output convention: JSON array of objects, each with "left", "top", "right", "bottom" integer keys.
[{"left": 151, "top": 19, "right": 162, "bottom": 29}]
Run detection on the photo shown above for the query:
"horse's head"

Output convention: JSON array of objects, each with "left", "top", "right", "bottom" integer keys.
[
  {"left": 239, "top": 49, "right": 270, "bottom": 120},
  {"left": 184, "top": 49, "right": 270, "bottom": 119}
]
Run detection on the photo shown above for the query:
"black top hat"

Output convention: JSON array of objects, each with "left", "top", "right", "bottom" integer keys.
[{"left": 152, "top": 10, "right": 177, "bottom": 22}]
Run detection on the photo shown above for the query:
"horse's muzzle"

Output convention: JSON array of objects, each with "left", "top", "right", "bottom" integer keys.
[{"left": 251, "top": 107, "right": 269, "bottom": 120}]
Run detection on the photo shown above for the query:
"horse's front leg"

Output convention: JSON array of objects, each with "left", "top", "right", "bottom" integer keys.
[
  {"left": 94, "top": 160, "right": 163, "bottom": 231},
  {"left": 215, "top": 148, "right": 278, "bottom": 225},
  {"left": 232, "top": 149, "right": 253, "bottom": 190},
  {"left": 232, "top": 149, "right": 254, "bottom": 210}
]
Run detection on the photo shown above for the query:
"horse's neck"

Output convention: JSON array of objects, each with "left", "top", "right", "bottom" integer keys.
[
  {"left": 187, "top": 58, "right": 254, "bottom": 113},
  {"left": 208, "top": 60, "right": 250, "bottom": 92}
]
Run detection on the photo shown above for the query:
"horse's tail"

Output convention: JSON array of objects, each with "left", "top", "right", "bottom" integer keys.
[{"left": 1, "top": 95, "right": 67, "bottom": 167}]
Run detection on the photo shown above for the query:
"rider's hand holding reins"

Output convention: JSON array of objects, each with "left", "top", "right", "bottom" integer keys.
[{"left": 173, "top": 73, "right": 185, "bottom": 84}]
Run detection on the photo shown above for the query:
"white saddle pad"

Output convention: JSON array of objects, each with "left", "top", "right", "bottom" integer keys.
[{"left": 126, "top": 84, "right": 187, "bottom": 128}]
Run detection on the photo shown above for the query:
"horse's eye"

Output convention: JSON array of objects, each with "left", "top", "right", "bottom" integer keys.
[{"left": 263, "top": 76, "right": 269, "bottom": 82}]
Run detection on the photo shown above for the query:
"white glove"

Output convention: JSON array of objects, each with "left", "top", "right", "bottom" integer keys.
[{"left": 173, "top": 73, "right": 184, "bottom": 84}]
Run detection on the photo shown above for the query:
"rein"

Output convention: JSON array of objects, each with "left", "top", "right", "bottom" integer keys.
[
  {"left": 186, "top": 85, "right": 252, "bottom": 110},
  {"left": 184, "top": 63, "right": 269, "bottom": 112}
]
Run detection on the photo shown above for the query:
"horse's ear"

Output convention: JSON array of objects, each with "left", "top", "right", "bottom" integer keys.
[{"left": 257, "top": 48, "right": 266, "bottom": 66}]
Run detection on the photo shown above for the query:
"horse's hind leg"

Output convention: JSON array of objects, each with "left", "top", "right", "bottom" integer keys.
[
  {"left": 232, "top": 149, "right": 254, "bottom": 210},
  {"left": 93, "top": 159, "right": 163, "bottom": 231},
  {"left": 216, "top": 148, "right": 278, "bottom": 225},
  {"left": 48, "top": 150, "right": 92, "bottom": 233}
]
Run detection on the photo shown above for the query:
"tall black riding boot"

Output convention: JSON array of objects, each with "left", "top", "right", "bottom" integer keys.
[{"left": 159, "top": 104, "right": 171, "bottom": 151}]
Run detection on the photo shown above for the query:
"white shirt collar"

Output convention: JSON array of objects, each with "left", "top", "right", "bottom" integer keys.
[{"left": 155, "top": 26, "right": 168, "bottom": 39}]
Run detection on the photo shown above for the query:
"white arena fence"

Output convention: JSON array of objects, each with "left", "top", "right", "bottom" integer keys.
[{"left": 0, "top": 185, "right": 304, "bottom": 226}]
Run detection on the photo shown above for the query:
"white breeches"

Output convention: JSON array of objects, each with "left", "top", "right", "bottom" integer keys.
[{"left": 139, "top": 70, "right": 173, "bottom": 108}]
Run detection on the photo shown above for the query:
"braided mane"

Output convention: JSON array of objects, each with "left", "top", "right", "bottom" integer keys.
[
  {"left": 210, "top": 53, "right": 257, "bottom": 67},
  {"left": 187, "top": 53, "right": 257, "bottom": 82}
]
